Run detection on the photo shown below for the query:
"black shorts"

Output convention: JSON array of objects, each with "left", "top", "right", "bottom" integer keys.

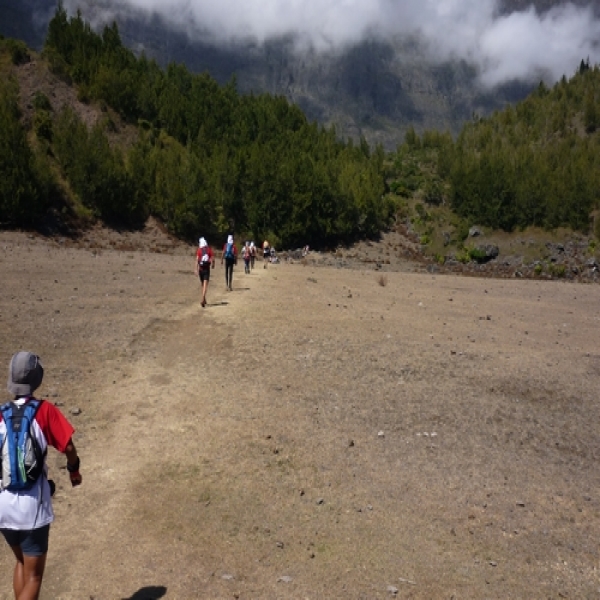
[
  {"left": 199, "top": 268, "right": 211, "bottom": 282},
  {"left": 1, "top": 524, "right": 50, "bottom": 556}
]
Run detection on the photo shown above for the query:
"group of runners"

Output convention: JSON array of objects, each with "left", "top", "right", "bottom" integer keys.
[{"left": 195, "top": 235, "right": 273, "bottom": 307}]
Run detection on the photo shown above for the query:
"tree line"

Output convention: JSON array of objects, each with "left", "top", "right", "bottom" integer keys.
[
  {"left": 1, "top": 3, "right": 391, "bottom": 248},
  {"left": 1, "top": 3, "right": 599, "bottom": 245},
  {"left": 390, "top": 59, "right": 600, "bottom": 235}
]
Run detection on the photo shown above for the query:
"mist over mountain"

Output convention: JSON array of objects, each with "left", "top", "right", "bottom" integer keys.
[{"left": 1, "top": 0, "right": 599, "bottom": 148}]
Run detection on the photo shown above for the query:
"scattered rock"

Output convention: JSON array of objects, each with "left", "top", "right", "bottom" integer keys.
[{"left": 474, "top": 244, "right": 499, "bottom": 263}]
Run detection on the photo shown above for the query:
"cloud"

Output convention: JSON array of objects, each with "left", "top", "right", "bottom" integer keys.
[
  {"left": 70, "top": 0, "right": 600, "bottom": 87},
  {"left": 477, "top": 4, "right": 600, "bottom": 86}
]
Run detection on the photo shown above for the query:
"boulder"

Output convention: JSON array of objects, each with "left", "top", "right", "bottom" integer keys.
[{"left": 473, "top": 244, "right": 499, "bottom": 263}]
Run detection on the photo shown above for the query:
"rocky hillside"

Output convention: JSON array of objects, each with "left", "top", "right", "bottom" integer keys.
[
  {"left": 290, "top": 224, "right": 600, "bottom": 284},
  {"left": 2, "top": 0, "right": 598, "bottom": 149}
]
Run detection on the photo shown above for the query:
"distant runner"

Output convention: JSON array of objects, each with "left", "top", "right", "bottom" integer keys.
[
  {"left": 195, "top": 237, "right": 215, "bottom": 307},
  {"left": 243, "top": 241, "right": 251, "bottom": 274},
  {"left": 221, "top": 235, "right": 238, "bottom": 291},
  {"left": 263, "top": 240, "right": 270, "bottom": 269},
  {"left": 249, "top": 241, "right": 256, "bottom": 270}
]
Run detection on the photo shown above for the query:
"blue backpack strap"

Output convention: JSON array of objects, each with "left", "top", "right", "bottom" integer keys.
[
  {"left": 18, "top": 400, "right": 40, "bottom": 452},
  {"left": 23, "top": 400, "right": 44, "bottom": 487},
  {"left": 1, "top": 402, "right": 19, "bottom": 486}
]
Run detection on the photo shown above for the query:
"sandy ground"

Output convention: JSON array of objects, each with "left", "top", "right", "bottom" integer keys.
[{"left": 0, "top": 230, "right": 599, "bottom": 599}]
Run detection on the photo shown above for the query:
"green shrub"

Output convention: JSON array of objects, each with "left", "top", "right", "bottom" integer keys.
[
  {"left": 534, "top": 263, "right": 543, "bottom": 276},
  {"left": 457, "top": 249, "right": 470, "bottom": 264},
  {"left": 34, "top": 111, "right": 53, "bottom": 141},
  {"left": 5, "top": 39, "right": 29, "bottom": 65},
  {"left": 390, "top": 181, "right": 411, "bottom": 197},
  {"left": 33, "top": 92, "right": 52, "bottom": 112},
  {"left": 415, "top": 203, "right": 429, "bottom": 221},
  {"left": 77, "top": 85, "right": 91, "bottom": 103},
  {"left": 467, "top": 246, "right": 488, "bottom": 261},
  {"left": 455, "top": 221, "right": 470, "bottom": 242},
  {"left": 549, "top": 263, "right": 566, "bottom": 278},
  {"left": 42, "top": 47, "right": 71, "bottom": 84},
  {"left": 423, "top": 180, "right": 443, "bottom": 205}
]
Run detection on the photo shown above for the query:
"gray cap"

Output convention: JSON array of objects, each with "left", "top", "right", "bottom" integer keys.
[{"left": 7, "top": 352, "right": 44, "bottom": 396}]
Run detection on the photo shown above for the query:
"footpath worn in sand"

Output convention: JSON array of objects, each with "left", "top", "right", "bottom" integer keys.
[{"left": 0, "top": 232, "right": 599, "bottom": 599}]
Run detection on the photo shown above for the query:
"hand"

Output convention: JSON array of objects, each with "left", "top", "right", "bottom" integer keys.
[{"left": 69, "top": 471, "right": 82, "bottom": 487}]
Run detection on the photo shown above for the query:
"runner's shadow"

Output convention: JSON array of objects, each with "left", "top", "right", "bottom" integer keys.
[
  {"left": 208, "top": 301, "right": 229, "bottom": 307},
  {"left": 122, "top": 585, "right": 166, "bottom": 599},
  {"left": 229, "top": 287, "right": 251, "bottom": 291}
]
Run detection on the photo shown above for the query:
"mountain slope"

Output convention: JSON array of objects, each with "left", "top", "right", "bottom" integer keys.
[{"left": 0, "top": 0, "right": 597, "bottom": 149}]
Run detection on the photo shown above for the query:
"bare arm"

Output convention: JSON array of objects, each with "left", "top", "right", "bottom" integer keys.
[{"left": 65, "top": 438, "right": 82, "bottom": 486}]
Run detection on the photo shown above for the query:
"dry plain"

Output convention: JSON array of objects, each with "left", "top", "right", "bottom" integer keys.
[{"left": 0, "top": 228, "right": 599, "bottom": 600}]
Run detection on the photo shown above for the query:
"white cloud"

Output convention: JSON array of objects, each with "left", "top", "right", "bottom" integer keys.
[
  {"left": 71, "top": 0, "right": 600, "bottom": 87},
  {"left": 477, "top": 4, "right": 600, "bottom": 86}
]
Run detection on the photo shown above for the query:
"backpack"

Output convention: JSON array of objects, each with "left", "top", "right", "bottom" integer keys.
[
  {"left": 0, "top": 400, "right": 45, "bottom": 491},
  {"left": 198, "top": 247, "right": 211, "bottom": 268},
  {"left": 224, "top": 242, "right": 235, "bottom": 260}
]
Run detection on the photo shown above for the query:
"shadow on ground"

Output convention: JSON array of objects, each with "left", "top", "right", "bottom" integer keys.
[{"left": 122, "top": 585, "right": 167, "bottom": 600}]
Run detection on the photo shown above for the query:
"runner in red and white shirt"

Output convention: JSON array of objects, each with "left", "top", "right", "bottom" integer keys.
[
  {"left": 0, "top": 352, "right": 81, "bottom": 600},
  {"left": 195, "top": 237, "right": 215, "bottom": 307}
]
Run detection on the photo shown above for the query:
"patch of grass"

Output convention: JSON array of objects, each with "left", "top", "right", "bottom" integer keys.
[
  {"left": 467, "top": 246, "right": 488, "bottom": 262},
  {"left": 549, "top": 263, "right": 566, "bottom": 278},
  {"left": 456, "top": 249, "right": 471, "bottom": 264}
]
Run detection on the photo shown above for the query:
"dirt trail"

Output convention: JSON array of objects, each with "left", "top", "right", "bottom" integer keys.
[{"left": 1, "top": 234, "right": 600, "bottom": 599}]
